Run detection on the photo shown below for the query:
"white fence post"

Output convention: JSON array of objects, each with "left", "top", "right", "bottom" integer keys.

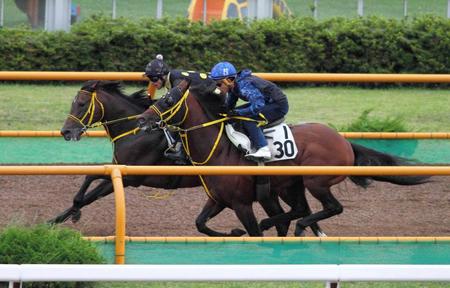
[
  {"left": 156, "top": 0, "right": 163, "bottom": 19},
  {"left": 202, "top": 0, "right": 207, "bottom": 22},
  {"left": 357, "top": 0, "right": 364, "bottom": 16},
  {"left": 403, "top": 0, "right": 408, "bottom": 17},
  {"left": 447, "top": 0, "right": 450, "bottom": 18},
  {"left": 313, "top": 0, "right": 318, "bottom": 19},
  {"left": 112, "top": 0, "right": 116, "bottom": 19},
  {"left": 0, "top": 0, "right": 4, "bottom": 27}
]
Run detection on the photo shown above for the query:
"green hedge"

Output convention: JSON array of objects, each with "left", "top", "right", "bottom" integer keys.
[
  {"left": 0, "top": 15, "right": 449, "bottom": 73},
  {"left": 0, "top": 225, "right": 104, "bottom": 287}
]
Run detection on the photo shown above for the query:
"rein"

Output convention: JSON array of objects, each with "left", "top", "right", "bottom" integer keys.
[
  {"left": 147, "top": 87, "right": 267, "bottom": 203},
  {"left": 69, "top": 89, "right": 140, "bottom": 143},
  {"left": 148, "top": 89, "right": 267, "bottom": 165}
]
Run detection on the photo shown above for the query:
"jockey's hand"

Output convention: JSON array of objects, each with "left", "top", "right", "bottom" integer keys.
[{"left": 227, "top": 110, "right": 240, "bottom": 117}]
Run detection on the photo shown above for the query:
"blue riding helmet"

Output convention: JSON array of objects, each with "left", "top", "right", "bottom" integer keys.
[{"left": 210, "top": 62, "right": 237, "bottom": 80}]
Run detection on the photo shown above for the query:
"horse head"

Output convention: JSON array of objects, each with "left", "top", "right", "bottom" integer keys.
[
  {"left": 137, "top": 78, "right": 226, "bottom": 131},
  {"left": 137, "top": 79, "right": 191, "bottom": 131},
  {"left": 61, "top": 80, "right": 150, "bottom": 141},
  {"left": 61, "top": 80, "right": 103, "bottom": 141}
]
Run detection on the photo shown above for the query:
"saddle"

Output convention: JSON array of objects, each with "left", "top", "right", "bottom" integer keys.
[{"left": 225, "top": 118, "right": 298, "bottom": 163}]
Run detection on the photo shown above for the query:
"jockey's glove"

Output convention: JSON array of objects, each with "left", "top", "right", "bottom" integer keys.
[{"left": 227, "top": 109, "right": 240, "bottom": 117}]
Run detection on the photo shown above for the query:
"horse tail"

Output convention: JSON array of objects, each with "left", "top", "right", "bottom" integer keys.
[{"left": 349, "top": 142, "right": 431, "bottom": 188}]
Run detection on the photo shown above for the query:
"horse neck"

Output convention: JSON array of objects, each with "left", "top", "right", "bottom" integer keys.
[
  {"left": 99, "top": 90, "right": 143, "bottom": 138},
  {"left": 181, "top": 96, "right": 239, "bottom": 165}
]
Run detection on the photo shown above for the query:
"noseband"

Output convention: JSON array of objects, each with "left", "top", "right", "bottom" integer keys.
[
  {"left": 68, "top": 89, "right": 105, "bottom": 131},
  {"left": 68, "top": 88, "right": 140, "bottom": 142}
]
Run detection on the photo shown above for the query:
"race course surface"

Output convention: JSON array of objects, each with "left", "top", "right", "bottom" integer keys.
[{"left": 1, "top": 175, "right": 449, "bottom": 237}]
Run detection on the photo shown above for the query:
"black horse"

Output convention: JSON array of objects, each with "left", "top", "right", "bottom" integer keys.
[
  {"left": 137, "top": 79, "right": 431, "bottom": 236},
  {"left": 52, "top": 80, "right": 315, "bottom": 237},
  {"left": 50, "top": 80, "right": 200, "bottom": 225}
]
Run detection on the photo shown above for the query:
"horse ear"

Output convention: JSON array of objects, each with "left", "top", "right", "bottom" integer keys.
[{"left": 91, "top": 81, "right": 99, "bottom": 90}]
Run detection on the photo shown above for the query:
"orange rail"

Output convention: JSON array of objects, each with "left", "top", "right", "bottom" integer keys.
[
  {"left": 2, "top": 164, "right": 449, "bottom": 263},
  {"left": 1, "top": 130, "right": 450, "bottom": 139},
  {"left": 1, "top": 165, "right": 450, "bottom": 176},
  {"left": 0, "top": 71, "right": 449, "bottom": 83},
  {"left": 0, "top": 131, "right": 105, "bottom": 137},
  {"left": 84, "top": 236, "right": 450, "bottom": 243}
]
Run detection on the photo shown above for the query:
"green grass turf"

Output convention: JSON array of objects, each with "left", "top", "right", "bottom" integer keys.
[{"left": 0, "top": 83, "right": 448, "bottom": 131}]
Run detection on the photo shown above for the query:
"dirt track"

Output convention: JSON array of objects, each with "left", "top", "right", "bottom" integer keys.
[{"left": 0, "top": 175, "right": 449, "bottom": 237}]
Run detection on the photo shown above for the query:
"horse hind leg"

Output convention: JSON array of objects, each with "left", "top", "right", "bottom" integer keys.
[
  {"left": 259, "top": 180, "right": 327, "bottom": 237},
  {"left": 295, "top": 185, "right": 343, "bottom": 237},
  {"left": 196, "top": 198, "right": 246, "bottom": 237}
]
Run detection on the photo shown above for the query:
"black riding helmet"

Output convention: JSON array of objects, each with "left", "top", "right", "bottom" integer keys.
[{"left": 144, "top": 54, "right": 170, "bottom": 80}]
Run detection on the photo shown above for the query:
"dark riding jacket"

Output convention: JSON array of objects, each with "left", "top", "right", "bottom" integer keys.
[
  {"left": 226, "top": 69, "right": 288, "bottom": 120},
  {"left": 164, "top": 69, "right": 210, "bottom": 90}
]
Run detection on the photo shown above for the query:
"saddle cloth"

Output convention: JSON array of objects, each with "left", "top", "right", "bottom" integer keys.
[{"left": 225, "top": 122, "right": 298, "bottom": 162}]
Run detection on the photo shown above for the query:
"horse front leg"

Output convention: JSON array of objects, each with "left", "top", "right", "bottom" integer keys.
[
  {"left": 233, "top": 202, "right": 262, "bottom": 237},
  {"left": 258, "top": 192, "right": 289, "bottom": 236},
  {"left": 196, "top": 198, "right": 246, "bottom": 237},
  {"left": 48, "top": 176, "right": 110, "bottom": 224}
]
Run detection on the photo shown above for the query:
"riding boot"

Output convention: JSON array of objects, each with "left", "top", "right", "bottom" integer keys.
[
  {"left": 242, "top": 121, "right": 271, "bottom": 161},
  {"left": 164, "top": 141, "right": 189, "bottom": 164}
]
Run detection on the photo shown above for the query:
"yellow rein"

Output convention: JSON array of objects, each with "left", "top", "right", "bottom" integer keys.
[
  {"left": 69, "top": 89, "right": 139, "bottom": 143},
  {"left": 148, "top": 88, "right": 267, "bottom": 202}
]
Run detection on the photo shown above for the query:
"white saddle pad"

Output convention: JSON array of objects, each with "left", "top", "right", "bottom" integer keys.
[{"left": 225, "top": 123, "right": 298, "bottom": 162}]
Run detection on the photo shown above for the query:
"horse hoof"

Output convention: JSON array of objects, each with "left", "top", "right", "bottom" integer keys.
[
  {"left": 48, "top": 215, "right": 67, "bottom": 225},
  {"left": 230, "top": 229, "right": 246, "bottom": 236},
  {"left": 294, "top": 228, "right": 306, "bottom": 237},
  {"left": 71, "top": 210, "right": 81, "bottom": 223},
  {"left": 47, "top": 218, "right": 57, "bottom": 225},
  {"left": 259, "top": 219, "right": 272, "bottom": 231}
]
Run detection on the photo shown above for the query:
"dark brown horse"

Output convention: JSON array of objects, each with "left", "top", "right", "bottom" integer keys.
[
  {"left": 137, "top": 79, "right": 430, "bottom": 236},
  {"left": 52, "top": 80, "right": 304, "bottom": 237}
]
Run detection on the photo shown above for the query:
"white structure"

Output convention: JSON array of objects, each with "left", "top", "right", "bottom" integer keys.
[
  {"left": 1, "top": 264, "right": 450, "bottom": 288},
  {"left": 247, "top": 0, "right": 273, "bottom": 19},
  {"left": 0, "top": 0, "right": 4, "bottom": 27},
  {"left": 357, "top": 0, "right": 364, "bottom": 16},
  {"left": 45, "top": 0, "right": 71, "bottom": 31}
]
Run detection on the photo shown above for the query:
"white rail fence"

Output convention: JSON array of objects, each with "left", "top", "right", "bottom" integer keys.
[{"left": 1, "top": 264, "right": 450, "bottom": 286}]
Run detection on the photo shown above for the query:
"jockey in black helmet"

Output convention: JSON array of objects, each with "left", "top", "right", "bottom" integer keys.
[
  {"left": 144, "top": 54, "right": 210, "bottom": 93},
  {"left": 143, "top": 54, "right": 213, "bottom": 164}
]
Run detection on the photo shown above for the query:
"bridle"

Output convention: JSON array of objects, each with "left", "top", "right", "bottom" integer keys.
[
  {"left": 68, "top": 89, "right": 105, "bottom": 132},
  {"left": 68, "top": 88, "right": 139, "bottom": 142}
]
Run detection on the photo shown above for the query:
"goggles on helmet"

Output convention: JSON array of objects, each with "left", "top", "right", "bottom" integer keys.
[{"left": 148, "top": 75, "right": 163, "bottom": 83}]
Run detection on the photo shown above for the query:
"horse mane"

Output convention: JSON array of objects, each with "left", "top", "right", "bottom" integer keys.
[
  {"left": 189, "top": 79, "right": 226, "bottom": 119},
  {"left": 81, "top": 80, "right": 154, "bottom": 109}
]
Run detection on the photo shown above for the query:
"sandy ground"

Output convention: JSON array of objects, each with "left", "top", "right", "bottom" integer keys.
[{"left": 1, "top": 175, "right": 449, "bottom": 237}]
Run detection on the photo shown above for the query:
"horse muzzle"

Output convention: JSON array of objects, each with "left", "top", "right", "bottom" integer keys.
[
  {"left": 60, "top": 128, "right": 83, "bottom": 141},
  {"left": 137, "top": 115, "right": 159, "bottom": 131},
  {"left": 137, "top": 115, "right": 149, "bottom": 130}
]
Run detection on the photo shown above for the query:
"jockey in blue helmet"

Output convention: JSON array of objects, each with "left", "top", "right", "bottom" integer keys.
[{"left": 210, "top": 61, "right": 289, "bottom": 161}]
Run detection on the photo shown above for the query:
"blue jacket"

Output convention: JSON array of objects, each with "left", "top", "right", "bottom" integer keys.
[{"left": 226, "top": 69, "right": 286, "bottom": 117}]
